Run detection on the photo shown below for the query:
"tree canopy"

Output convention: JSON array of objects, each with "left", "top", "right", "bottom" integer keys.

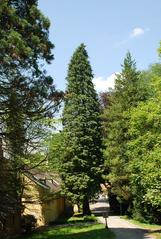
[
  {"left": 103, "top": 52, "right": 149, "bottom": 213},
  {"left": 60, "top": 44, "right": 103, "bottom": 215},
  {"left": 0, "top": 0, "right": 62, "bottom": 225}
]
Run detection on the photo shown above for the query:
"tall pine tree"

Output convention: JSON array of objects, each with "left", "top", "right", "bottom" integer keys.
[
  {"left": 0, "top": 0, "right": 62, "bottom": 226},
  {"left": 103, "top": 52, "right": 148, "bottom": 213},
  {"left": 61, "top": 44, "right": 103, "bottom": 215}
]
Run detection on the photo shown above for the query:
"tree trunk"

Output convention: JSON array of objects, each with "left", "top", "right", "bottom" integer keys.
[
  {"left": 83, "top": 196, "right": 91, "bottom": 215},
  {"left": 77, "top": 203, "right": 81, "bottom": 213}
]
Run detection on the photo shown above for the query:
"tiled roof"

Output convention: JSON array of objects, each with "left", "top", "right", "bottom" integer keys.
[{"left": 24, "top": 169, "right": 61, "bottom": 193}]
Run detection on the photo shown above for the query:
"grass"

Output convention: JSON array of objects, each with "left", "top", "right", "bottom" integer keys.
[
  {"left": 154, "top": 233, "right": 161, "bottom": 239},
  {"left": 17, "top": 215, "right": 115, "bottom": 239},
  {"left": 50, "top": 213, "right": 97, "bottom": 225},
  {"left": 121, "top": 216, "right": 161, "bottom": 239}
]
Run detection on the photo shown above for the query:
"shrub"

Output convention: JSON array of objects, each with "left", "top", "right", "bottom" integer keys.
[
  {"left": 83, "top": 215, "right": 97, "bottom": 222},
  {"left": 21, "top": 214, "right": 37, "bottom": 233}
]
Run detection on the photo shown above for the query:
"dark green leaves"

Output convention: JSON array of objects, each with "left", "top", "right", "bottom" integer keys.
[{"left": 60, "top": 44, "right": 103, "bottom": 209}]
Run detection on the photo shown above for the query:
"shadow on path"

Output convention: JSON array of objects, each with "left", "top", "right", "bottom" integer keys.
[
  {"left": 90, "top": 198, "right": 154, "bottom": 239},
  {"left": 109, "top": 227, "right": 151, "bottom": 239}
]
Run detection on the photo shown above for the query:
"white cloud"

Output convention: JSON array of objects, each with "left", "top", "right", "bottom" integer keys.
[
  {"left": 115, "top": 27, "right": 149, "bottom": 48},
  {"left": 130, "top": 27, "right": 145, "bottom": 38},
  {"left": 93, "top": 72, "right": 119, "bottom": 92}
]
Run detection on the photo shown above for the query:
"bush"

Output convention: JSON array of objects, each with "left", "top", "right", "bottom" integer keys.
[
  {"left": 83, "top": 215, "right": 97, "bottom": 222},
  {"left": 21, "top": 214, "right": 37, "bottom": 233}
]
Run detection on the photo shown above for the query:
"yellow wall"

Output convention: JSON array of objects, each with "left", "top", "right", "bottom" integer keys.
[
  {"left": 22, "top": 176, "right": 65, "bottom": 226},
  {"left": 42, "top": 197, "right": 65, "bottom": 225},
  {"left": 24, "top": 197, "right": 65, "bottom": 226}
]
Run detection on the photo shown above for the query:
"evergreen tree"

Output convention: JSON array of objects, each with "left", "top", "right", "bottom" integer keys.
[
  {"left": 114, "top": 52, "right": 147, "bottom": 109},
  {"left": 0, "top": 0, "right": 59, "bottom": 152},
  {"left": 103, "top": 52, "right": 148, "bottom": 213},
  {"left": 0, "top": 138, "right": 19, "bottom": 227},
  {"left": 61, "top": 44, "right": 103, "bottom": 215},
  {"left": 0, "top": 0, "right": 53, "bottom": 71},
  {"left": 0, "top": 0, "right": 62, "bottom": 226}
]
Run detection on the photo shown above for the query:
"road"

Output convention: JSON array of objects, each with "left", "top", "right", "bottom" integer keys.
[{"left": 90, "top": 197, "right": 154, "bottom": 239}]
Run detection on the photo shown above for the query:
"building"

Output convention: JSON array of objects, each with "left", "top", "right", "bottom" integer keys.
[
  {"left": 0, "top": 138, "right": 70, "bottom": 237},
  {"left": 22, "top": 169, "right": 68, "bottom": 227}
]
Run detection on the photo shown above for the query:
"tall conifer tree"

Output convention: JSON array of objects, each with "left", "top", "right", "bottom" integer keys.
[
  {"left": 103, "top": 52, "right": 148, "bottom": 213},
  {"left": 0, "top": 0, "right": 62, "bottom": 226},
  {"left": 61, "top": 44, "right": 103, "bottom": 215}
]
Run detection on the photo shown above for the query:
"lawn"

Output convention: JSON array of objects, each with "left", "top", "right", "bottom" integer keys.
[{"left": 17, "top": 216, "right": 115, "bottom": 239}]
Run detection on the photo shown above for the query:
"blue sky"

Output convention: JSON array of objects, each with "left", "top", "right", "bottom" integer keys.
[{"left": 38, "top": 0, "right": 161, "bottom": 92}]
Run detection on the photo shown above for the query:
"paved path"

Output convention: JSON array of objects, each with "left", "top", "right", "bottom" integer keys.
[{"left": 90, "top": 198, "right": 154, "bottom": 239}]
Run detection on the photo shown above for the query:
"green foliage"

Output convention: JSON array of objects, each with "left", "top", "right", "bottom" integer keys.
[
  {"left": 60, "top": 44, "right": 103, "bottom": 214},
  {"left": 157, "top": 41, "right": 161, "bottom": 58},
  {"left": 128, "top": 73, "right": 161, "bottom": 223},
  {"left": 0, "top": 0, "right": 62, "bottom": 226},
  {"left": 114, "top": 52, "right": 147, "bottom": 109},
  {"left": 83, "top": 215, "right": 97, "bottom": 222},
  {"left": 103, "top": 52, "right": 148, "bottom": 212},
  {"left": 0, "top": 0, "right": 53, "bottom": 70},
  {"left": 46, "top": 132, "right": 64, "bottom": 172},
  {"left": 0, "top": 152, "right": 20, "bottom": 224},
  {"left": 0, "top": 0, "right": 61, "bottom": 159},
  {"left": 67, "top": 214, "right": 97, "bottom": 223},
  {"left": 103, "top": 53, "right": 161, "bottom": 223}
]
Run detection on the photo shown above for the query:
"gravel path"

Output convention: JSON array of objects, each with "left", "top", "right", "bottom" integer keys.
[{"left": 90, "top": 198, "right": 154, "bottom": 239}]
